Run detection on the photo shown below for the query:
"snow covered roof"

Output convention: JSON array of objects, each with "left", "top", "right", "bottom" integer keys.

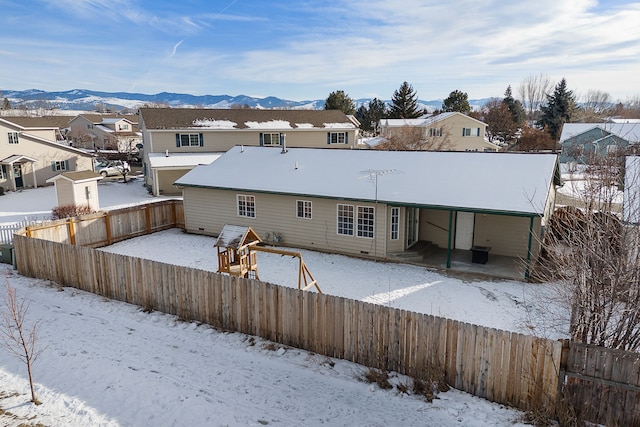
[
  {"left": 559, "top": 123, "right": 640, "bottom": 143},
  {"left": 148, "top": 152, "right": 223, "bottom": 169},
  {"left": 46, "top": 171, "right": 102, "bottom": 184},
  {"left": 380, "top": 112, "right": 486, "bottom": 128},
  {"left": 139, "top": 108, "right": 356, "bottom": 131},
  {"left": 176, "top": 146, "right": 558, "bottom": 216}
]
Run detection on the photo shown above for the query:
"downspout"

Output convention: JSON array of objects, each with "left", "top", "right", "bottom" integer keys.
[
  {"left": 525, "top": 216, "right": 534, "bottom": 280},
  {"left": 446, "top": 210, "right": 453, "bottom": 268}
]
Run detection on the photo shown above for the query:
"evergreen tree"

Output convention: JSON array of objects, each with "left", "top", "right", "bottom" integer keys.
[
  {"left": 1, "top": 97, "right": 10, "bottom": 110},
  {"left": 442, "top": 90, "right": 471, "bottom": 115},
  {"left": 502, "top": 85, "right": 526, "bottom": 126},
  {"left": 537, "top": 78, "right": 576, "bottom": 141},
  {"left": 355, "top": 98, "right": 388, "bottom": 134},
  {"left": 324, "top": 90, "right": 355, "bottom": 115},
  {"left": 389, "top": 82, "right": 424, "bottom": 119}
]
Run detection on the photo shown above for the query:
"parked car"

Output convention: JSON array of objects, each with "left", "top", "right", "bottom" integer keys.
[{"left": 95, "top": 159, "right": 130, "bottom": 177}]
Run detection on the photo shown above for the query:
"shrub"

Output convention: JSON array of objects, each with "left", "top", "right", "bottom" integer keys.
[{"left": 51, "top": 204, "right": 94, "bottom": 220}]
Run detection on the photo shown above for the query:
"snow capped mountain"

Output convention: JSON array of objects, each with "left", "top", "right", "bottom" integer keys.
[{"left": 1, "top": 88, "right": 489, "bottom": 112}]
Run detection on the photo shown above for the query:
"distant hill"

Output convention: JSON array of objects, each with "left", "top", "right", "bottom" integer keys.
[{"left": 0, "top": 88, "right": 490, "bottom": 113}]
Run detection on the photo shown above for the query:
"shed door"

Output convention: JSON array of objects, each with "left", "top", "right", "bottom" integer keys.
[{"left": 455, "top": 211, "right": 474, "bottom": 250}]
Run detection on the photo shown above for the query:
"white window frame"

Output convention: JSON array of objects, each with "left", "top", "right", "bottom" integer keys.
[
  {"left": 237, "top": 194, "right": 256, "bottom": 218},
  {"left": 390, "top": 207, "right": 400, "bottom": 240},
  {"left": 179, "top": 133, "right": 200, "bottom": 147},
  {"left": 337, "top": 204, "right": 354, "bottom": 236},
  {"left": 8, "top": 132, "right": 19, "bottom": 144},
  {"left": 329, "top": 132, "right": 346, "bottom": 144},
  {"left": 0, "top": 165, "right": 5, "bottom": 180},
  {"left": 52, "top": 161, "right": 68, "bottom": 171},
  {"left": 429, "top": 127, "right": 442, "bottom": 137},
  {"left": 357, "top": 206, "right": 375, "bottom": 239},
  {"left": 262, "top": 133, "right": 281, "bottom": 146},
  {"left": 463, "top": 127, "right": 480, "bottom": 137},
  {"left": 296, "top": 200, "right": 312, "bottom": 219}
]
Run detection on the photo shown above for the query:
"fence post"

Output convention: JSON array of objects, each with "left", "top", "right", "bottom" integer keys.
[
  {"left": 68, "top": 218, "right": 76, "bottom": 245},
  {"left": 104, "top": 211, "right": 112, "bottom": 245},
  {"left": 557, "top": 339, "right": 570, "bottom": 393},
  {"left": 144, "top": 206, "right": 151, "bottom": 234}
]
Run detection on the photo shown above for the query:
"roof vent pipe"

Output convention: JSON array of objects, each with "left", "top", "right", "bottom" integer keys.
[
  {"left": 165, "top": 149, "right": 169, "bottom": 157},
  {"left": 294, "top": 161, "right": 298, "bottom": 170},
  {"left": 281, "top": 133, "right": 287, "bottom": 154},
  {"left": 240, "top": 145, "right": 244, "bottom": 153}
]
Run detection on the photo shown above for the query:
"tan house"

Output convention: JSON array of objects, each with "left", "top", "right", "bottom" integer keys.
[
  {"left": 68, "top": 114, "right": 141, "bottom": 154},
  {"left": 378, "top": 112, "right": 499, "bottom": 152},
  {"left": 0, "top": 117, "right": 95, "bottom": 191},
  {"left": 139, "top": 108, "right": 360, "bottom": 196},
  {"left": 175, "top": 146, "right": 559, "bottom": 280}
]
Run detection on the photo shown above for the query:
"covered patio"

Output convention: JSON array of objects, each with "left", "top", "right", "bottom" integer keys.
[{"left": 0, "top": 155, "right": 38, "bottom": 191}]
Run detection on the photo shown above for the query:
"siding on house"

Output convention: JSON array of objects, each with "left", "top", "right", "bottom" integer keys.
[
  {"left": 157, "top": 169, "right": 191, "bottom": 195},
  {"left": 474, "top": 214, "right": 542, "bottom": 258},
  {"left": 183, "top": 187, "right": 388, "bottom": 258},
  {"left": 54, "top": 179, "right": 74, "bottom": 205},
  {"left": 419, "top": 209, "right": 451, "bottom": 247}
]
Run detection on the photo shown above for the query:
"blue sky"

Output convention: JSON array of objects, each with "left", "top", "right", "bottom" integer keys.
[{"left": 1, "top": 0, "right": 639, "bottom": 102}]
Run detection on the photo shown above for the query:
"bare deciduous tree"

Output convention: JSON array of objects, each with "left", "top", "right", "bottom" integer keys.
[
  {"left": 375, "top": 125, "right": 453, "bottom": 151},
  {"left": 0, "top": 280, "right": 44, "bottom": 404},
  {"left": 518, "top": 73, "right": 553, "bottom": 119},
  {"left": 574, "top": 89, "right": 613, "bottom": 122},
  {"left": 530, "top": 152, "right": 640, "bottom": 351}
]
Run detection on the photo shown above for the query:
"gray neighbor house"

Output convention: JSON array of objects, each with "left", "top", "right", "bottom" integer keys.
[{"left": 175, "top": 147, "right": 560, "bottom": 280}]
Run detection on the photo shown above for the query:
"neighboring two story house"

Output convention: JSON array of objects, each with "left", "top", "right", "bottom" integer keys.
[
  {"left": 139, "top": 108, "right": 360, "bottom": 196},
  {"left": 378, "top": 112, "right": 498, "bottom": 152},
  {"left": 0, "top": 117, "right": 94, "bottom": 191},
  {"left": 68, "top": 114, "right": 141, "bottom": 154}
]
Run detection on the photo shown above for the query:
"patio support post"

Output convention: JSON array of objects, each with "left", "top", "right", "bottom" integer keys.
[
  {"left": 525, "top": 216, "right": 534, "bottom": 280},
  {"left": 446, "top": 210, "right": 453, "bottom": 268}
]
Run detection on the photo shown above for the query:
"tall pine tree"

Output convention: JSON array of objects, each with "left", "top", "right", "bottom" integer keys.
[
  {"left": 355, "top": 98, "right": 388, "bottom": 134},
  {"left": 324, "top": 90, "right": 355, "bottom": 115},
  {"left": 442, "top": 90, "right": 471, "bottom": 115},
  {"left": 537, "top": 78, "right": 576, "bottom": 141},
  {"left": 389, "top": 82, "right": 424, "bottom": 119},
  {"left": 502, "top": 85, "right": 526, "bottom": 126}
]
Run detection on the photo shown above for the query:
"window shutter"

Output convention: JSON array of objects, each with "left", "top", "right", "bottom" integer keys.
[
  {"left": 51, "top": 162, "right": 55, "bottom": 171},
  {"left": 199, "top": 133, "right": 204, "bottom": 147},
  {"left": 64, "top": 160, "right": 69, "bottom": 170},
  {"left": 175, "top": 134, "right": 180, "bottom": 147},
  {"left": 259, "top": 133, "right": 264, "bottom": 146},
  {"left": 345, "top": 132, "right": 349, "bottom": 144},
  {"left": 279, "top": 133, "right": 284, "bottom": 145},
  {"left": 476, "top": 128, "right": 480, "bottom": 136},
  {"left": 327, "top": 132, "right": 331, "bottom": 145},
  {"left": 462, "top": 129, "right": 465, "bottom": 136}
]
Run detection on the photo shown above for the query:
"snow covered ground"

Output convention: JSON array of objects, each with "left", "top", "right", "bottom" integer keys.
[{"left": 0, "top": 178, "right": 560, "bottom": 426}]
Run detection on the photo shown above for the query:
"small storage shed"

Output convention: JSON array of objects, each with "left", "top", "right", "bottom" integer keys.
[{"left": 46, "top": 171, "right": 102, "bottom": 211}]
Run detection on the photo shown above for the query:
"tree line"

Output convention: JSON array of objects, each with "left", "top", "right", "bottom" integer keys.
[{"left": 324, "top": 75, "right": 640, "bottom": 149}]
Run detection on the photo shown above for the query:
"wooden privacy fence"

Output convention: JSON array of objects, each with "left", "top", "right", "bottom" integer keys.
[
  {"left": 20, "top": 200, "right": 184, "bottom": 247},
  {"left": 559, "top": 340, "right": 640, "bottom": 426},
  {"left": 13, "top": 235, "right": 562, "bottom": 414}
]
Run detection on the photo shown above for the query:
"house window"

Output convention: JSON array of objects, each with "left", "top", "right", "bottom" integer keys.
[
  {"left": 357, "top": 206, "right": 375, "bottom": 238},
  {"left": 261, "top": 133, "right": 281, "bottom": 146},
  {"left": 51, "top": 160, "right": 69, "bottom": 171},
  {"left": 118, "top": 124, "right": 129, "bottom": 130},
  {"left": 0, "top": 165, "right": 5, "bottom": 180},
  {"left": 462, "top": 127, "right": 480, "bottom": 137},
  {"left": 606, "top": 144, "right": 618, "bottom": 155},
  {"left": 237, "top": 195, "right": 256, "bottom": 218},
  {"left": 176, "top": 133, "right": 203, "bottom": 147},
  {"left": 296, "top": 200, "right": 312, "bottom": 219},
  {"left": 337, "top": 204, "right": 354, "bottom": 235},
  {"left": 429, "top": 127, "right": 442, "bottom": 137},
  {"left": 390, "top": 207, "right": 400, "bottom": 240},
  {"left": 87, "top": 124, "right": 94, "bottom": 129},
  {"left": 8, "top": 132, "right": 19, "bottom": 144},
  {"left": 328, "top": 132, "right": 347, "bottom": 144}
]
